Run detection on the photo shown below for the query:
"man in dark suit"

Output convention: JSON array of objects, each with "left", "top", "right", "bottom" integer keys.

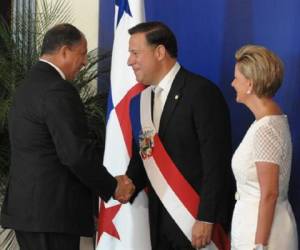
[
  {"left": 126, "top": 22, "right": 233, "bottom": 250},
  {"left": 0, "top": 23, "right": 134, "bottom": 250}
]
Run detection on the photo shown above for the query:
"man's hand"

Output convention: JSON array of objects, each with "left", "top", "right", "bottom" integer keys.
[
  {"left": 114, "top": 175, "right": 135, "bottom": 203},
  {"left": 191, "top": 220, "right": 213, "bottom": 249}
]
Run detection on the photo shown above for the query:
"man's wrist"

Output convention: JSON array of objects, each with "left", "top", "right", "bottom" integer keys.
[
  {"left": 199, "top": 221, "right": 213, "bottom": 224},
  {"left": 253, "top": 244, "right": 268, "bottom": 250}
]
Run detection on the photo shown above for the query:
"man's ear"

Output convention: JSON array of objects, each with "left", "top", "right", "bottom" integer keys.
[
  {"left": 155, "top": 45, "right": 166, "bottom": 61},
  {"left": 59, "top": 45, "right": 69, "bottom": 60}
]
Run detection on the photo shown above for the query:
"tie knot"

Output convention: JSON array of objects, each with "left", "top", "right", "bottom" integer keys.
[{"left": 154, "top": 86, "right": 163, "bottom": 95}]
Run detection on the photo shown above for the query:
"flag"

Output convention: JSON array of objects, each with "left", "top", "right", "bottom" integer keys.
[{"left": 96, "top": 0, "right": 151, "bottom": 250}]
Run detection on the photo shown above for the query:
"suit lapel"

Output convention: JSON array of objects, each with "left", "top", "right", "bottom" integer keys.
[{"left": 159, "top": 68, "right": 186, "bottom": 138}]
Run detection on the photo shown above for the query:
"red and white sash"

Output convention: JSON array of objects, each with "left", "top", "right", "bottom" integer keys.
[{"left": 138, "top": 87, "right": 229, "bottom": 250}]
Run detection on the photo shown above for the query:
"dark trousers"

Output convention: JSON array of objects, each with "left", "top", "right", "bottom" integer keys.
[
  {"left": 154, "top": 232, "right": 196, "bottom": 250},
  {"left": 15, "top": 231, "right": 80, "bottom": 250}
]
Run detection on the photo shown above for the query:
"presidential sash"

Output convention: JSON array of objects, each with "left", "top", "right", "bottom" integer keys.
[{"left": 131, "top": 87, "right": 229, "bottom": 250}]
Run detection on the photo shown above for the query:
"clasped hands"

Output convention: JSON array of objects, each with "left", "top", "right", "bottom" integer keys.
[{"left": 114, "top": 175, "right": 135, "bottom": 204}]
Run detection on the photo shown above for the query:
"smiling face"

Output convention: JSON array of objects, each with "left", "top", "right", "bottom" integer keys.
[
  {"left": 63, "top": 37, "right": 88, "bottom": 81},
  {"left": 127, "top": 32, "right": 161, "bottom": 85},
  {"left": 231, "top": 64, "right": 252, "bottom": 103}
]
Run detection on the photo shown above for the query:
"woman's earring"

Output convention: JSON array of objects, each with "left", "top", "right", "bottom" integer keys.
[{"left": 246, "top": 89, "right": 251, "bottom": 95}]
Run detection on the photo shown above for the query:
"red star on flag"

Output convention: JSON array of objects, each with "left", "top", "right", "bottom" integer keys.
[{"left": 97, "top": 201, "right": 122, "bottom": 242}]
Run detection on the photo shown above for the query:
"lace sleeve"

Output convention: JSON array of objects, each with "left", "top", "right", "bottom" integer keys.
[{"left": 253, "top": 124, "right": 282, "bottom": 165}]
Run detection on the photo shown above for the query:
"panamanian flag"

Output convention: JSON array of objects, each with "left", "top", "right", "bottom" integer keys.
[{"left": 96, "top": 0, "right": 151, "bottom": 250}]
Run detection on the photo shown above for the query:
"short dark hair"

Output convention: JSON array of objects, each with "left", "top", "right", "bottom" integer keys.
[
  {"left": 41, "top": 23, "right": 83, "bottom": 55},
  {"left": 128, "top": 21, "right": 178, "bottom": 58}
]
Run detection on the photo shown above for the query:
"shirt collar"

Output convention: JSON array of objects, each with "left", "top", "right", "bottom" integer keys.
[
  {"left": 39, "top": 59, "right": 66, "bottom": 80},
  {"left": 152, "top": 62, "right": 180, "bottom": 93}
]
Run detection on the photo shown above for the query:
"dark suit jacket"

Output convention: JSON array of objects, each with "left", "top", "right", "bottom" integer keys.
[
  {"left": 128, "top": 67, "right": 234, "bottom": 247},
  {"left": 1, "top": 61, "right": 117, "bottom": 236}
]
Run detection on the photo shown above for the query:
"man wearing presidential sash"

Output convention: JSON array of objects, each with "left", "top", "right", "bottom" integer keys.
[{"left": 126, "top": 22, "right": 233, "bottom": 250}]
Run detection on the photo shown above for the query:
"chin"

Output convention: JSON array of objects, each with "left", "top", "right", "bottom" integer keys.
[
  {"left": 235, "top": 96, "right": 241, "bottom": 103},
  {"left": 135, "top": 74, "right": 147, "bottom": 84},
  {"left": 135, "top": 75, "right": 143, "bottom": 83},
  {"left": 236, "top": 98, "right": 246, "bottom": 105}
]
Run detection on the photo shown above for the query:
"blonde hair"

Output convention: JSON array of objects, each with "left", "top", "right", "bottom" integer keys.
[{"left": 235, "top": 45, "right": 284, "bottom": 98}]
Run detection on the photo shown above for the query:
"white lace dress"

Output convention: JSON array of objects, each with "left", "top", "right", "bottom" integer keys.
[{"left": 231, "top": 115, "right": 298, "bottom": 250}]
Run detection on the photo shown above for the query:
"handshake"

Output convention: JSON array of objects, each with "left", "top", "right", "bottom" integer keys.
[{"left": 114, "top": 175, "right": 135, "bottom": 204}]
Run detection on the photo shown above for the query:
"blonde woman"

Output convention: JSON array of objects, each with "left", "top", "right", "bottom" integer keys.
[{"left": 230, "top": 45, "right": 298, "bottom": 250}]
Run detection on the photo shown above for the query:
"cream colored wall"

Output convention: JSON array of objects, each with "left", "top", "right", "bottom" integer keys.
[
  {"left": 70, "top": 0, "right": 99, "bottom": 93},
  {"left": 38, "top": 0, "right": 100, "bottom": 92},
  {"left": 70, "top": 0, "right": 99, "bottom": 92},
  {"left": 40, "top": 0, "right": 99, "bottom": 51},
  {"left": 71, "top": 0, "right": 99, "bottom": 51}
]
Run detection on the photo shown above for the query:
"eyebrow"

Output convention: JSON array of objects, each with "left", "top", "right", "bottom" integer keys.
[
  {"left": 129, "top": 48, "right": 141, "bottom": 51},
  {"left": 129, "top": 49, "right": 142, "bottom": 53}
]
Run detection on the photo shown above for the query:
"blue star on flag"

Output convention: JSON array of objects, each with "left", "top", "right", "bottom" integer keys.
[{"left": 115, "top": 0, "right": 132, "bottom": 26}]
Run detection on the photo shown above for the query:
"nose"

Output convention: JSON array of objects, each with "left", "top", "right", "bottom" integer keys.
[
  {"left": 231, "top": 79, "right": 235, "bottom": 87},
  {"left": 127, "top": 53, "right": 134, "bottom": 66}
]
